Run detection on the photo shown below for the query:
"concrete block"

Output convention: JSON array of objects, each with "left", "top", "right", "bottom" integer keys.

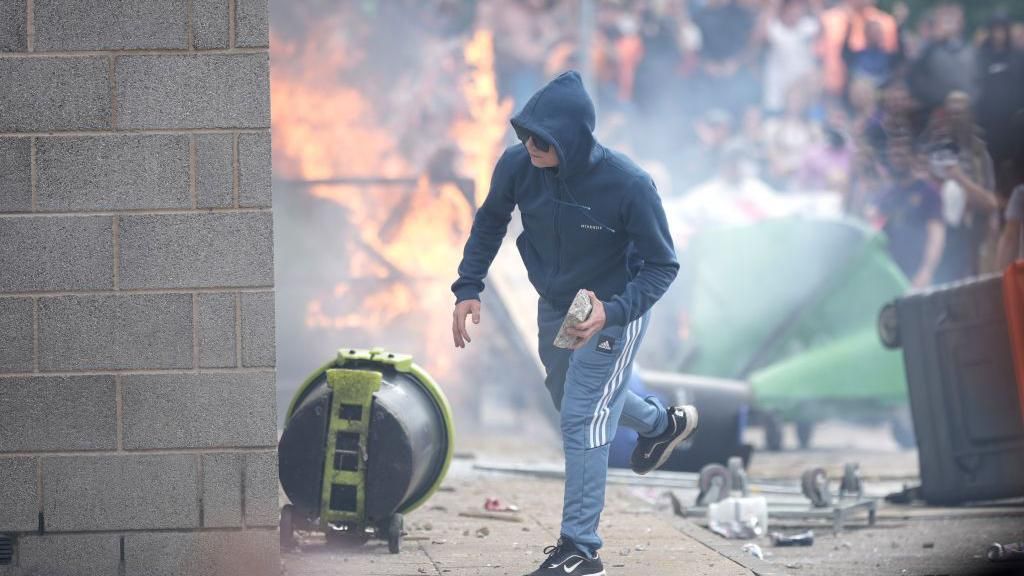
[
  {"left": 235, "top": 0, "right": 269, "bottom": 48},
  {"left": 36, "top": 135, "right": 190, "bottom": 211},
  {"left": 34, "top": 0, "right": 188, "bottom": 50},
  {"left": 201, "top": 453, "right": 242, "bottom": 527},
  {"left": 0, "top": 298, "right": 33, "bottom": 373},
  {"left": 244, "top": 451, "right": 278, "bottom": 527},
  {"left": 119, "top": 212, "right": 274, "bottom": 289},
  {"left": 240, "top": 291, "right": 275, "bottom": 367},
  {"left": 9, "top": 534, "right": 121, "bottom": 576},
  {"left": 122, "top": 372, "right": 277, "bottom": 449},
  {"left": 193, "top": 0, "right": 229, "bottom": 49},
  {"left": 0, "top": 216, "right": 113, "bottom": 291},
  {"left": 125, "top": 530, "right": 279, "bottom": 576},
  {"left": 43, "top": 454, "right": 199, "bottom": 531},
  {"left": 0, "top": 58, "right": 110, "bottom": 132},
  {"left": 0, "top": 458, "right": 37, "bottom": 532},
  {"left": 38, "top": 294, "right": 193, "bottom": 371},
  {"left": 238, "top": 132, "right": 271, "bottom": 207},
  {"left": 0, "top": 376, "right": 116, "bottom": 452},
  {"left": 195, "top": 134, "right": 234, "bottom": 208},
  {"left": 0, "top": 1, "right": 26, "bottom": 51},
  {"left": 0, "top": 138, "right": 31, "bottom": 212},
  {"left": 117, "top": 54, "right": 270, "bottom": 129},
  {"left": 198, "top": 292, "right": 236, "bottom": 368}
]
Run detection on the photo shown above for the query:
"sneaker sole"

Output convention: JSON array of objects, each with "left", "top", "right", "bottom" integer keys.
[{"left": 642, "top": 406, "right": 699, "bottom": 475}]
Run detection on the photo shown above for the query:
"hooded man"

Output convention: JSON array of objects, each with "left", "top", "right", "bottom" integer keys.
[{"left": 450, "top": 71, "right": 699, "bottom": 576}]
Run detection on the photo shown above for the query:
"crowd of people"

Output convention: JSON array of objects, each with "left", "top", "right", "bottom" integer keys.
[{"left": 482, "top": 0, "right": 1024, "bottom": 287}]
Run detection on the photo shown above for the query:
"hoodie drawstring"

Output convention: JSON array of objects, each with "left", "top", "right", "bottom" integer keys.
[{"left": 554, "top": 179, "right": 617, "bottom": 234}]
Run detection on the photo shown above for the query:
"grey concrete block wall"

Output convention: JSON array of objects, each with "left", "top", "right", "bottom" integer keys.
[
  {"left": 0, "top": 138, "right": 31, "bottom": 212},
  {"left": 33, "top": 0, "right": 189, "bottom": 51},
  {"left": 202, "top": 453, "right": 243, "bottom": 527},
  {"left": 0, "top": 216, "right": 113, "bottom": 291},
  {"left": 43, "top": 454, "right": 200, "bottom": 531},
  {"left": 0, "top": 376, "right": 117, "bottom": 452},
  {"left": 36, "top": 135, "right": 191, "bottom": 211},
  {"left": 196, "top": 134, "right": 235, "bottom": 208},
  {"left": 0, "top": 2, "right": 276, "bottom": 575},
  {"left": 118, "top": 212, "right": 274, "bottom": 289},
  {"left": 121, "top": 372, "right": 277, "bottom": 449},
  {"left": 239, "top": 132, "right": 273, "bottom": 207},
  {"left": 124, "top": 530, "right": 278, "bottom": 576},
  {"left": 241, "top": 291, "right": 276, "bottom": 367},
  {"left": 235, "top": 0, "right": 270, "bottom": 48},
  {"left": 38, "top": 294, "right": 194, "bottom": 371},
  {"left": 3, "top": 534, "right": 122, "bottom": 576},
  {"left": 0, "top": 458, "right": 37, "bottom": 532},
  {"left": 0, "top": 298, "right": 33, "bottom": 372},
  {"left": 0, "top": 58, "right": 110, "bottom": 131},
  {"left": 198, "top": 292, "right": 238, "bottom": 367},
  {"left": 117, "top": 54, "right": 270, "bottom": 129},
  {"left": 0, "top": 1, "right": 27, "bottom": 52}
]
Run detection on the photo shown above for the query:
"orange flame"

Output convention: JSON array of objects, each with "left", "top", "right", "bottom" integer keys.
[{"left": 271, "top": 21, "right": 511, "bottom": 386}]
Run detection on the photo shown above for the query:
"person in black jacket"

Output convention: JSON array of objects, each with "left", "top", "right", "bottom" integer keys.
[{"left": 450, "top": 71, "right": 699, "bottom": 576}]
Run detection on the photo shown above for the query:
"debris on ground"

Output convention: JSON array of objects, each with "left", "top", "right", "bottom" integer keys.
[
  {"left": 708, "top": 496, "right": 767, "bottom": 539},
  {"left": 475, "top": 526, "right": 490, "bottom": 538},
  {"left": 988, "top": 541, "right": 1024, "bottom": 562},
  {"left": 484, "top": 497, "right": 520, "bottom": 512},
  {"left": 458, "top": 510, "right": 524, "bottom": 523},
  {"left": 771, "top": 530, "right": 815, "bottom": 547},
  {"left": 741, "top": 543, "right": 764, "bottom": 560}
]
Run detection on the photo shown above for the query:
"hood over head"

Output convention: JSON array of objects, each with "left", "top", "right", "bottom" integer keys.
[{"left": 510, "top": 71, "right": 598, "bottom": 178}]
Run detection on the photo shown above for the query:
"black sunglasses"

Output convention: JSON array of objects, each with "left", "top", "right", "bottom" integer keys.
[{"left": 515, "top": 128, "right": 551, "bottom": 153}]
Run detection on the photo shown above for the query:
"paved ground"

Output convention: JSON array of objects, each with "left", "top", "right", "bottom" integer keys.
[
  {"left": 279, "top": 421, "right": 1024, "bottom": 576},
  {"left": 281, "top": 466, "right": 753, "bottom": 576}
]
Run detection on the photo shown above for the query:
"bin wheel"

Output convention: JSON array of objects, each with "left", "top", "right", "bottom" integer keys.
[
  {"left": 279, "top": 505, "right": 296, "bottom": 551},
  {"left": 764, "top": 413, "right": 784, "bottom": 451},
  {"left": 801, "top": 467, "right": 833, "bottom": 508},
  {"left": 796, "top": 420, "right": 815, "bottom": 449},
  {"left": 387, "top": 513, "right": 403, "bottom": 554},
  {"left": 878, "top": 302, "right": 901, "bottom": 349},
  {"left": 696, "top": 463, "right": 732, "bottom": 506}
]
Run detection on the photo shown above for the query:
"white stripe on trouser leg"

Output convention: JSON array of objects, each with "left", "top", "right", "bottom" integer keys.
[
  {"left": 588, "top": 318, "right": 637, "bottom": 449},
  {"left": 596, "top": 314, "right": 644, "bottom": 446},
  {"left": 589, "top": 318, "right": 637, "bottom": 448},
  {"left": 589, "top": 315, "right": 643, "bottom": 448},
  {"left": 595, "top": 316, "right": 641, "bottom": 446}
]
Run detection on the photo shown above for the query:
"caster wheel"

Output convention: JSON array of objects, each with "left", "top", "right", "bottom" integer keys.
[
  {"left": 878, "top": 302, "right": 901, "bottom": 349},
  {"left": 801, "top": 467, "right": 833, "bottom": 508},
  {"left": 279, "top": 505, "right": 296, "bottom": 551},
  {"left": 696, "top": 463, "right": 732, "bottom": 506},
  {"left": 387, "top": 513, "right": 404, "bottom": 554}
]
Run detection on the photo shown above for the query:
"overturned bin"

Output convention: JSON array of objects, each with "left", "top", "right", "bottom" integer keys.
[{"left": 278, "top": 347, "right": 455, "bottom": 553}]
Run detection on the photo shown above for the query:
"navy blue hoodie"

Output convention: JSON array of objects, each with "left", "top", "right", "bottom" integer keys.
[{"left": 451, "top": 71, "right": 679, "bottom": 328}]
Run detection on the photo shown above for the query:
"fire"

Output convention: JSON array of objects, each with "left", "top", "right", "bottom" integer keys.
[
  {"left": 271, "top": 16, "right": 511, "bottom": 388},
  {"left": 452, "top": 30, "right": 515, "bottom": 206}
]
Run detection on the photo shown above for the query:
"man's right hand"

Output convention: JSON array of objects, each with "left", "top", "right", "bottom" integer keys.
[{"left": 452, "top": 299, "right": 481, "bottom": 349}]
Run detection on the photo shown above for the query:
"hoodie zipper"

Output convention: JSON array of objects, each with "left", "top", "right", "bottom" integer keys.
[{"left": 544, "top": 171, "right": 563, "bottom": 297}]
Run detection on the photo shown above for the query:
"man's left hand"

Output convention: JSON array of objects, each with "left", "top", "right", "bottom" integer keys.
[{"left": 566, "top": 290, "right": 606, "bottom": 349}]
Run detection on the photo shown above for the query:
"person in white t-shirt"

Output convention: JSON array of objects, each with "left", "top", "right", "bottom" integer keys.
[{"left": 761, "top": 0, "right": 820, "bottom": 113}]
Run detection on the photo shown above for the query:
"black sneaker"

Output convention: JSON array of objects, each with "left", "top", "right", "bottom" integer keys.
[
  {"left": 630, "top": 405, "right": 699, "bottom": 475},
  {"left": 526, "top": 539, "right": 605, "bottom": 576}
]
